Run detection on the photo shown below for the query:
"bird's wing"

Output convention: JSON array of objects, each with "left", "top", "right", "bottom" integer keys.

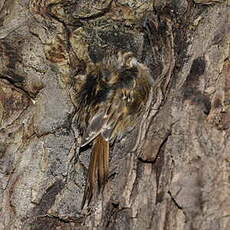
[
  {"left": 81, "top": 97, "right": 126, "bottom": 147},
  {"left": 80, "top": 111, "right": 106, "bottom": 147}
]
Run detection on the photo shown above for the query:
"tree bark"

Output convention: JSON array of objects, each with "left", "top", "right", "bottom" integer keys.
[{"left": 0, "top": 0, "right": 229, "bottom": 229}]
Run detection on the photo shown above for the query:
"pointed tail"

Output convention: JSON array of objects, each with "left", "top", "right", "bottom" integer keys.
[{"left": 81, "top": 134, "right": 109, "bottom": 208}]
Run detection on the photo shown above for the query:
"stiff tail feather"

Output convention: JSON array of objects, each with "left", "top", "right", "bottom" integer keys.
[{"left": 81, "top": 134, "right": 109, "bottom": 208}]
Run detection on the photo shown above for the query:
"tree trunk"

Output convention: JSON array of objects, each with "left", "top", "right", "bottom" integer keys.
[{"left": 0, "top": 0, "right": 229, "bottom": 229}]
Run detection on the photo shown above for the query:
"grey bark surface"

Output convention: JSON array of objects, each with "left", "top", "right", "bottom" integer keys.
[{"left": 0, "top": 0, "right": 229, "bottom": 229}]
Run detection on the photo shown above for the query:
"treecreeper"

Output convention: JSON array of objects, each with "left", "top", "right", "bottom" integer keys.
[{"left": 75, "top": 51, "right": 153, "bottom": 208}]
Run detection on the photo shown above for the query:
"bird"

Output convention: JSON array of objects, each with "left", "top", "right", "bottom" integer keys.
[{"left": 74, "top": 51, "right": 153, "bottom": 208}]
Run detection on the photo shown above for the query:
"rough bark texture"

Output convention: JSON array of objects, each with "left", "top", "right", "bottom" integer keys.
[{"left": 0, "top": 0, "right": 229, "bottom": 229}]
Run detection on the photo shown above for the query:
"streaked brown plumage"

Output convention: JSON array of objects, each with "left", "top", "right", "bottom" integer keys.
[{"left": 75, "top": 51, "right": 153, "bottom": 208}]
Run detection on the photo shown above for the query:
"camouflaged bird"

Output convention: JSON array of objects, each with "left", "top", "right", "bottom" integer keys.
[{"left": 75, "top": 51, "right": 153, "bottom": 208}]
